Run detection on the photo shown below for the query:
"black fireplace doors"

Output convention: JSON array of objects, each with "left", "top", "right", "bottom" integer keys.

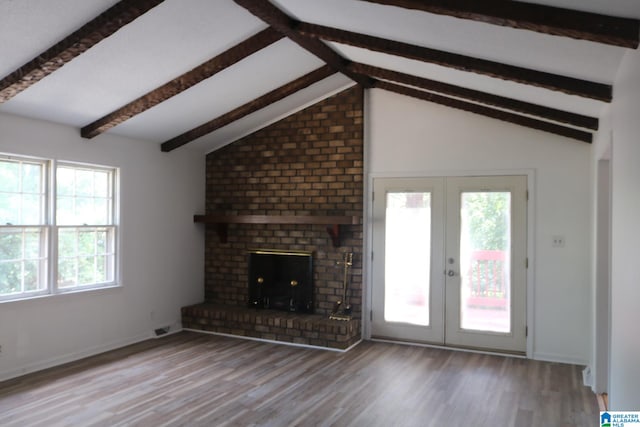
[{"left": 247, "top": 250, "right": 313, "bottom": 313}]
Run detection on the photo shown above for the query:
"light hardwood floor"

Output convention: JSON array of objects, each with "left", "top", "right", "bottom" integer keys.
[{"left": 0, "top": 331, "right": 599, "bottom": 427}]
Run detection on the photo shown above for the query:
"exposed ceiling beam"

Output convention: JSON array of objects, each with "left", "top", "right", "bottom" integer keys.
[
  {"left": 161, "top": 65, "right": 335, "bottom": 152},
  {"left": 349, "top": 63, "right": 598, "bottom": 130},
  {"left": 81, "top": 27, "right": 284, "bottom": 139},
  {"left": 296, "top": 22, "right": 612, "bottom": 102},
  {"left": 0, "top": 0, "right": 164, "bottom": 103},
  {"left": 375, "top": 81, "right": 592, "bottom": 143},
  {"left": 360, "top": 0, "right": 640, "bottom": 49},
  {"left": 233, "top": 0, "right": 374, "bottom": 88}
]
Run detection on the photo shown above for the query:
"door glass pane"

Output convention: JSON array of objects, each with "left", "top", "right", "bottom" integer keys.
[
  {"left": 384, "top": 192, "right": 431, "bottom": 326},
  {"left": 459, "top": 192, "right": 511, "bottom": 333}
]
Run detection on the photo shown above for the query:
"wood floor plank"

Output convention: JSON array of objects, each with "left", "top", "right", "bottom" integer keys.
[{"left": 0, "top": 331, "right": 598, "bottom": 426}]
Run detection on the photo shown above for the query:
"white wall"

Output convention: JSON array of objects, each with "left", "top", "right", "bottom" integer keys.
[
  {"left": 608, "top": 47, "right": 640, "bottom": 409},
  {"left": 0, "top": 113, "right": 205, "bottom": 381},
  {"left": 366, "top": 89, "right": 592, "bottom": 364}
]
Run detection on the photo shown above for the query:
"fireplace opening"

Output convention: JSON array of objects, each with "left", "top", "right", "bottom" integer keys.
[{"left": 247, "top": 249, "right": 313, "bottom": 313}]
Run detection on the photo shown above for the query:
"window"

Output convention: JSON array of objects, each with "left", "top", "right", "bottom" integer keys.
[
  {"left": 0, "top": 158, "right": 47, "bottom": 297},
  {"left": 0, "top": 155, "right": 118, "bottom": 301},
  {"left": 56, "top": 164, "right": 116, "bottom": 289}
]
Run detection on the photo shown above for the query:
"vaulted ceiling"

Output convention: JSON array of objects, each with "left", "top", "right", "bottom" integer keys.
[{"left": 1, "top": 0, "right": 638, "bottom": 153}]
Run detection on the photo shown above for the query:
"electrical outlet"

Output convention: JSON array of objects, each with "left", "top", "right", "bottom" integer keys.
[{"left": 552, "top": 236, "right": 565, "bottom": 248}]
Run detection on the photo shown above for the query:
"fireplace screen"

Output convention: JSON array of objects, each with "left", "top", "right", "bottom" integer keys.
[{"left": 247, "top": 249, "right": 313, "bottom": 313}]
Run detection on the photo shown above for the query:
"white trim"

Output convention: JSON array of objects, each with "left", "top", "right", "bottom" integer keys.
[
  {"left": 532, "top": 351, "right": 589, "bottom": 366},
  {"left": 0, "top": 331, "right": 151, "bottom": 382},
  {"left": 0, "top": 283, "right": 122, "bottom": 305},
  {"left": 370, "top": 337, "right": 526, "bottom": 359},
  {"left": 368, "top": 168, "right": 534, "bottom": 179},
  {"left": 526, "top": 170, "right": 536, "bottom": 360},
  {"left": 361, "top": 88, "right": 372, "bottom": 342},
  {"left": 183, "top": 328, "right": 363, "bottom": 353},
  {"left": 583, "top": 366, "right": 593, "bottom": 388}
]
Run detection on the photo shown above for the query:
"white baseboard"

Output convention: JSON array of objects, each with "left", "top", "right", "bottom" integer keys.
[
  {"left": 532, "top": 352, "right": 588, "bottom": 366},
  {"left": 582, "top": 366, "right": 593, "bottom": 388},
  {"left": 183, "top": 328, "right": 362, "bottom": 353},
  {"left": 370, "top": 338, "right": 527, "bottom": 359},
  {"left": 0, "top": 332, "right": 152, "bottom": 383}
]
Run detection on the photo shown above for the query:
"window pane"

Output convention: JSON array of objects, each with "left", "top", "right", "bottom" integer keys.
[
  {"left": 24, "top": 230, "right": 42, "bottom": 259},
  {"left": 58, "top": 229, "right": 76, "bottom": 257},
  {"left": 94, "top": 171, "right": 109, "bottom": 198},
  {"left": 22, "top": 194, "right": 42, "bottom": 224},
  {"left": 96, "top": 255, "right": 107, "bottom": 282},
  {"left": 0, "top": 160, "right": 44, "bottom": 226},
  {"left": 93, "top": 198, "right": 109, "bottom": 225},
  {"left": 58, "top": 259, "right": 77, "bottom": 288},
  {"left": 56, "top": 196, "right": 75, "bottom": 225},
  {"left": 76, "top": 197, "right": 93, "bottom": 224},
  {"left": 384, "top": 192, "right": 431, "bottom": 326},
  {"left": 0, "top": 161, "right": 19, "bottom": 192},
  {"left": 78, "top": 256, "right": 95, "bottom": 285},
  {"left": 0, "top": 194, "right": 20, "bottom": 225},
  {"left": 57, "top": 167, "right": 75, "bottom": 196},
  {"left": 0, "top": 227, "right": 46, "bottom": 296},
  {"left": 459, "top": 192, "right": 511, "bottom": 333},
  {"left": 22, "top": 163, "right": 42, "bottom": 194},
  {"left": 0, "top": 261, "right": 22, "bottom": 294},
  {"left": 23, "top": 260, "right": 40, "bottom": 291},
  {"left": 96, "top": 230, "right": 107, "bottom": 253},
  {"left": 57, "top": 227, "right": 114, "bottom": 288},
  {"left": 57, "top": 165, "right": 113, "bottom": 226},
  {"left": 75, "top": 169, "right": 94, "bottom": 197},
  {"left": 0, "top": 229, "right": 21, "bottom": 261},
  {"left": 78, "top": 230, "right": 95, "bottom": 255}
]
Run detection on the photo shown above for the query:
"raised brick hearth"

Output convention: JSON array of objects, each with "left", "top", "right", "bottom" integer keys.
[
  {"left": 182, "top": 304, "right": 361, "bottom": 350},
  {"left": 183, "top": 86, "right": 364, "bottom": 349}
]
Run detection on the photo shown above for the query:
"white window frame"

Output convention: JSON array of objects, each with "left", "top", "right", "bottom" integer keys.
[
  {"left": 53, "top": 161, "right": 119, "bottom": 293},
  {"left": 0, "top": 153, "right": 119, "bottom": 302}
]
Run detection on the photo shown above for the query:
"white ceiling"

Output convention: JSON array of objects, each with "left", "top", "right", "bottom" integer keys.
[{"left": 0, "top": 0, "right": 638, "bottom": 153}]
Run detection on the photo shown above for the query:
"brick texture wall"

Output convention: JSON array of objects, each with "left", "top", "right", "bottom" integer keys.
[{"left": 204, "top": 86, "right": 364, "bottom": 319}]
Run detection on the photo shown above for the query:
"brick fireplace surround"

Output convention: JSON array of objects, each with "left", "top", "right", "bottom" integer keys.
[{"left": 182, "top": 86, "right": 364, "bottom": 350}]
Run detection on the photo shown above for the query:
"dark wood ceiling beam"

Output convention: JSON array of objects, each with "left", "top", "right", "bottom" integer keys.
[
  {"left": 81, "top": 27, "right": 283, "bottom": 139},
  {"left": 161, "top": 65, "right": 335, "bottom": 152},
  {"left": 0, "top": 0, "right": 165, "bottom": 103},
  {"left": 360, "top": 0, "right": 640, "bottom": 49},
  {"left": 349, "top": 62, "right": 598, "bottom": 130},
  {"left": 375, "top": 81, "right": 592, "bottom": 143},
  {"left": 297, "top": 22, "right": 612, "bottom": 102},
  {"left": 233, "top": 0, "right": 374, "bottom": 88}
]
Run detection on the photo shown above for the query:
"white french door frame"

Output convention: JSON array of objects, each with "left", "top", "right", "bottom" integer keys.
[{"left": 362, "top": 169, "right": 536, "bottom": 358}]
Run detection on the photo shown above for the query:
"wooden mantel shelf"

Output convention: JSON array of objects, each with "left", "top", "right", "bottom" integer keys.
[
  {"left": 193, "top": 215, "right": 359, "bottom": 247},
  {"left": 193, "top": 215, "right": 358, "bottom": 225}
]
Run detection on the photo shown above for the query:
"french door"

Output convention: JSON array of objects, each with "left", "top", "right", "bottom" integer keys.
[{"left": 371, "top": 176, "right": 527, "bottom": 353}]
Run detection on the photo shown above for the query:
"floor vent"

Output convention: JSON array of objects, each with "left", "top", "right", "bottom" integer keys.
[{"left": 154, "top": 326, "right": 170, "bottom": 337}]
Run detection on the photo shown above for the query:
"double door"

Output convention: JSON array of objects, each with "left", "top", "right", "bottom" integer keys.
[{"left": 371, "top": 176, "right": 527, "bottom": 353}]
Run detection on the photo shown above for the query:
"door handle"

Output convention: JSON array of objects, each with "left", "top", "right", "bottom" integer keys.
[{"left": 447, "top": 270, "right": 456, "bottom": 277}]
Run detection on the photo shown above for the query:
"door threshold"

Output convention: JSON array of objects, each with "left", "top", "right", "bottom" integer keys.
[{"left": 370, "top": 336, "right": 526, "bottom": 358}]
